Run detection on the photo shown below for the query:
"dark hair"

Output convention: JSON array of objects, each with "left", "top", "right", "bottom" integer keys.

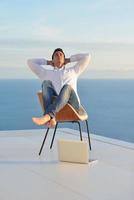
[{"left": 52, "top": 48, "right": 65, "bottom": 59}]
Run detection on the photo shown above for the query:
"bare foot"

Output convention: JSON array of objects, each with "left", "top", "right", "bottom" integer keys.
[
  {"left": 47, "top": 118, "right": 56, "bottom": 128},
  {"left": 32, "top": 114, "right": 51, "bottom": 126}
]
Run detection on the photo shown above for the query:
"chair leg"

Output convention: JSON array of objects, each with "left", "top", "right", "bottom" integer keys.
[
  {"left": 85, "top": 120, "right": 92, "bottom": 150},
  {"left": 76, "top": 121, "right": 83, "bottom": 141},
  {"left": 50, "top": 122, "right": 58, "bottom": 149},
  {"left": 39, "top": 127, "right": 50, "bottom": 156}
]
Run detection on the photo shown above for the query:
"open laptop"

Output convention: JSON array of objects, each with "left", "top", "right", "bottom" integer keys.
[{"left": 58, "top": 139, "right": 89, "bottom": 164}]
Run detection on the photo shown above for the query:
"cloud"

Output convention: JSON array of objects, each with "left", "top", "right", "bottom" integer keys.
[
  {"left": 0, "top": 24, "right": 14, "bottom": 34},
  {"left": 24, "top": 16, "right": 64, "bottom": 41},
  {"left": 33, "top": 25, "right": 63, "bottom": 41},
  {"left": 0, "top": 11, "right": 65, "bottom": 41}
]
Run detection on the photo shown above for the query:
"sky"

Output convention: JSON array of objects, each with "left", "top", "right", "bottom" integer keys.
[{"left": 0, "top": 0, "right": 134, "bottom": 79}]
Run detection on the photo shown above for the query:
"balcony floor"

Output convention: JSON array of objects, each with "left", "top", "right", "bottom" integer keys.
[{"left": 0, "top": 128, "right": 134, "bottom": 200}]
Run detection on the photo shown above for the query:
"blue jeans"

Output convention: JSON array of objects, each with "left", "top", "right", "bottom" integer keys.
[{"left": 42, "top": 80, "right": 80, "bottom": 118}]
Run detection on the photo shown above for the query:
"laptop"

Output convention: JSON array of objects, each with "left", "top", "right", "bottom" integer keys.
[{"left": 58, "top": 139, "right": 89, "bottom": 164}]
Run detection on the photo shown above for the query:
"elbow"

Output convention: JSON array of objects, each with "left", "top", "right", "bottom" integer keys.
[{"left": 27, "top": 59, "right": 33, "bottom": 68}]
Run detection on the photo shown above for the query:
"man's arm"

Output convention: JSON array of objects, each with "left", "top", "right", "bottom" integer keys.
[
  {"left": 27, "top": 58, "right": 53, "bottom": 79},
  {"left": 47, "top": 60, "right": 54, "bottom": 66},
  {"left": 64, "top": 58, "right": 70, "bottom": 65},
  {"left": 70, "top": 53, "right": 91, "bottom": 76}
]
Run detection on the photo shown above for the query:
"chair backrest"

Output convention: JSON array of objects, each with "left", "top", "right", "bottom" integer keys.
[
  {"left": 37, "top": 91, "right": 45, "bottom": 112},
  {"left": 37, "top": 91, "right": 88, "bottom": 122}
]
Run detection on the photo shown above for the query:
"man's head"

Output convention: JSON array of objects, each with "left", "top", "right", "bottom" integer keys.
[{"left": 52, "top": 48, "right": 65, "bottom": 68}]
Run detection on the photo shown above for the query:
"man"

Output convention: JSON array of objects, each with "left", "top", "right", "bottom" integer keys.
[{"left": 27, "top": 48, "right": 91, "bottom": 128}]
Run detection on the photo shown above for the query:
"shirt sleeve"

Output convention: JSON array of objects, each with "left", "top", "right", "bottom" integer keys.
[
  {"left": 27, "top": 58, "right": 48, "bottom": 79},
  {"left": 70, "top": 53, "right": 91, "bottom": 76}
]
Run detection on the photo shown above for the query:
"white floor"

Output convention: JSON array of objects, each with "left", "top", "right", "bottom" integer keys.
[{"left": 0, "top": 128, "right": 134, "bottom": 200}]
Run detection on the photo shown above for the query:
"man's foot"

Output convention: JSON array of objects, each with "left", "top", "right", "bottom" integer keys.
[
  {"left": 32, "top": 114, "right": 51, "bottom": 126},
  {"left": 47, "top": 118, "right": 56, "bottom": 128}
]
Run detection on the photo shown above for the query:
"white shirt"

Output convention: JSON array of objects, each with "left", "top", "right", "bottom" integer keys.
[{"left": 27, "top": 53, "right": 91, "bottom": 104}]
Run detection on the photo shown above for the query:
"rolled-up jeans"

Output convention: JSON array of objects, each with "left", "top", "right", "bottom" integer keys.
[{"left": 42, "top": 80, "right": 80, "bottom": 118}]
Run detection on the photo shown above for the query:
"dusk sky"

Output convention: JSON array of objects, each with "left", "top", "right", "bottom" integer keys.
[{"left": 0, "top": 0, "right": 134, "bottom": 79}]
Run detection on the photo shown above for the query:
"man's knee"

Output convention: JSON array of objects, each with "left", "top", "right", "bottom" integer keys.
[
  {"left": 42, "top": 80, "right": 53, "bottom": 88},
  {"left": 62, "top": 84, "right": 72, "bottom": 90}
]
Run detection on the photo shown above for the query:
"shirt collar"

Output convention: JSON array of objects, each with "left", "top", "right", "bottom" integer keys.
[{"left": 53, "top": 65, "right": 65, "bottom": 71}]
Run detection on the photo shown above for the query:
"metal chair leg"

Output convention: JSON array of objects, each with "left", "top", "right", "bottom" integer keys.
[
  {"left": 50, "top": 122, "right": 58, "bottom": 149},
  {"left": 39, "top": 127, "right": 50, "bottom": 156},
  {"left": 85, "top": 120, "right": 91, "bottom": 150},
  {"left": 76, "top": 121, "right": 83, "bottom": 141}
]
